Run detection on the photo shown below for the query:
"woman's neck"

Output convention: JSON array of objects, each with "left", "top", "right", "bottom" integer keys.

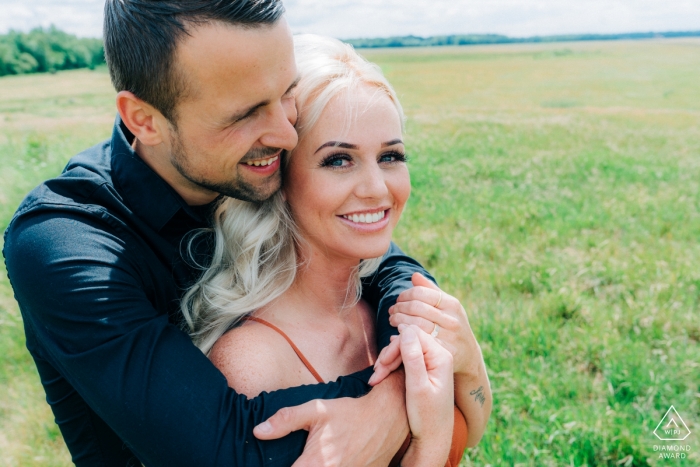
[{"left": 286, "top": 244, "right": 361, "bottom": 317}]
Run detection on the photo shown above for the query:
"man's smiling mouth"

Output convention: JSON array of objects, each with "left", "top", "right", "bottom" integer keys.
[{"left": 244, "top": 155, "right": 279, "bottom": 166}]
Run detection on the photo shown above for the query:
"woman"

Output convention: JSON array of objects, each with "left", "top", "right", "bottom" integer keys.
[{"left": 182, "top": 34, "right": 491, "bottom": 466}]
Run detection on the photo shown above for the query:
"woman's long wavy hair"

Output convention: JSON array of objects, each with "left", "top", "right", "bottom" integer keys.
[{"left": 181, "top": 34, "right": 406, "bottom": 355}]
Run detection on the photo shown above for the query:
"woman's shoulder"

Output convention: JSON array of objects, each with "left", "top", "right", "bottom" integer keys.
[{"left": 208, "top": 318, "right": 313, "bottom": 398}]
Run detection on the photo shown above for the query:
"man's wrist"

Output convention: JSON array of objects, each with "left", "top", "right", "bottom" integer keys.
[{"left": 401, "top": 440, "right": 448, "bottom": 467}]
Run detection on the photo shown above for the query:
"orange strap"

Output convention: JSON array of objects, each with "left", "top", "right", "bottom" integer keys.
[{"left": 242, "top": 316, "right": 325, "bottom": 384}]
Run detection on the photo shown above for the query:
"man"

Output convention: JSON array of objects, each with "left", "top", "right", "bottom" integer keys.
[{"left": 3, "top": 1, "right": 435, "bottom": 465}]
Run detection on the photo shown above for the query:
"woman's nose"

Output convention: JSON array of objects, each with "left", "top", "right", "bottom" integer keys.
[{"left": 356, "top": 163, "right": 389, "bottom": 200}]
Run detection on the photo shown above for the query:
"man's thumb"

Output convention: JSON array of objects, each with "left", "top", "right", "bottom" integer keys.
[
  {"left": 254, "top": 402, "right": 316, "bottom": 440},
  {"left": 411, "top": 272, "right": 440, "bottom": 291},
  {"left": 400, "top": 326, "right": 428, "bottom": 389}
]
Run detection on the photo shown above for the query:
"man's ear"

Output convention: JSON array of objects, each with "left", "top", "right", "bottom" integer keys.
[{"left": 116, "top": 91, "right": 168, "bottom": 146}]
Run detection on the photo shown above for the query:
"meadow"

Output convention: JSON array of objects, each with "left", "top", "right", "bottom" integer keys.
[{"left": 1, "top": 38, "right": 699, "bottom": 466}]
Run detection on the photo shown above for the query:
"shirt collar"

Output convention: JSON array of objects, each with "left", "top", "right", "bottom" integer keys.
[{"left": 109, "top": 115, "right": 212, "bottom": 231}]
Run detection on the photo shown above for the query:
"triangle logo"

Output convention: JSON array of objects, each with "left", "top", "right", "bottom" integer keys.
[{"left": 654, "top": 406, "right": 691, "bottom": 441}]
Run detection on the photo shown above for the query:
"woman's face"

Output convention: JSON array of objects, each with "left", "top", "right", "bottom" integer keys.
[{"left": 284, "top": 86, "right": 410, "bottom": 263}]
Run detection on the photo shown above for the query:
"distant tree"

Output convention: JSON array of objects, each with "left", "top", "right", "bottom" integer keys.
[
  {"left": 344, "top": 30, "right": 700, "bottom": 49},
  {"left": 0, "top": 26, "right": 105, "bottom": 77}
]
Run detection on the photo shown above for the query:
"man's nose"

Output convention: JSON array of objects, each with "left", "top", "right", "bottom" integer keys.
[{"left": 259, "top": 99, "right": 298, "bottom": 152}]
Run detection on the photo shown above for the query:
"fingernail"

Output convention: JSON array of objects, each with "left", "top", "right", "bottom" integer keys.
[
  {"left": 398, "top": 323, "right": 407, "bottom": 332},
  {"left": 402, "top": 327, "right": 416, "bottom": 342},
  {"left": 255, "top": 421, "right": 272, "bottom": 434},
  {"left": 368, "top": 373, "right": 377, "bottom": 385}
]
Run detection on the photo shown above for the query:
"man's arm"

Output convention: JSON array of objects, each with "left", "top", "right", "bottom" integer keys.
[
  {"left": 362, "top": 242, "right": 437, "bottom": 350},
  {"left": 4, "top": 210, "right": 372, "bottom": 467}
]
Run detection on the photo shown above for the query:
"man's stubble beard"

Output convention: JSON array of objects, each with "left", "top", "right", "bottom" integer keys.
[{"left": 169, "top": 130, "right": 282, "bottom": 203}]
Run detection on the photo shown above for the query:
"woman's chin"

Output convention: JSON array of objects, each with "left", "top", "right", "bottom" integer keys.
[{"left": 341, "top": 241, "right": 393, "bottom": 263}]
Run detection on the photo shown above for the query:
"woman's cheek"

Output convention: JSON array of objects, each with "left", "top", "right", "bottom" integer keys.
[{"left": 391, "top": 168, "right": 411, "bottom": 216}]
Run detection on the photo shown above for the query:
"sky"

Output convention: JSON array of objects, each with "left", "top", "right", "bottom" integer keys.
[{"left": 0, "top": 0, "right": 699, "bottom": 39}]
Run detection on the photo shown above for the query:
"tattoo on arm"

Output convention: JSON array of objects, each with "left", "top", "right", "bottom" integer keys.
[{"left": 470, "top": 386, "right": 486, "bottom": 407}]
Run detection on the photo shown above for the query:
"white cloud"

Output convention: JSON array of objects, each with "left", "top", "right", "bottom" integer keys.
[
  {"left": 0, "top": 0, "right": 698, "bottom": 39},
  {"left": 0, "top": 0, "right": 103, "bottom": 37}
]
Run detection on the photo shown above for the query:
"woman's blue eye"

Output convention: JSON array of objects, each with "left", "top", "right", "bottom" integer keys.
[
  {"left": 379, "top": 152, "right": 408, "bottom": 163},
  {"left": 320, "top": 153, "right": 351, "bottom": 168}
]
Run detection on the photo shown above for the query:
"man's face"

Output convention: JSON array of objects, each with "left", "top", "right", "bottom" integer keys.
[{"left": 166, "top": 19, "right": 298, "bottom": 203}]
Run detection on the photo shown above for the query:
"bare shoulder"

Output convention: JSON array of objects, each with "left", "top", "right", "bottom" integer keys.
[{"left": 208, "top": 320, "right": 310, "bottom": 398}]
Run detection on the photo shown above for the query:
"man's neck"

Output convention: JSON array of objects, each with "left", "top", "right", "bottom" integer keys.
[{"left": 133, "top": 139, "right": 219, "bottom": 206}]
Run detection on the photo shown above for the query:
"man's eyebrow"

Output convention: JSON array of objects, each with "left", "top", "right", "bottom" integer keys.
[
  {"left": 382, "top": 139, "right": 404, "bottom": 147},
  {"left": 314, "top": 141, "right": 359, "bottom": 154},
  {"left": 285, "top": 75, "right": 301, "bottom": 95}
]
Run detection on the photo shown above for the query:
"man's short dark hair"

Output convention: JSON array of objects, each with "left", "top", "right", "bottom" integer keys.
[{"left": 104, "top": 0, "right": 285, "bottom": 123}]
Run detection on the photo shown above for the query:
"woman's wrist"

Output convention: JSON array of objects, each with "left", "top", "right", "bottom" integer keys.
[{"left": 454, "top": 341, "right": 485, "bottom": 380}]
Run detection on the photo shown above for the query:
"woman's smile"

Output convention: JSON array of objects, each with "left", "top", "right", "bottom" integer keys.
[
  {"left": 284, "top": 85, "right": 410, "bottom": 263},
  {"left": 338, "top": 208, "right": 391, "bottom": 232}
]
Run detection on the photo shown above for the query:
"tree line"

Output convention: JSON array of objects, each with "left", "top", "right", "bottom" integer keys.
[
  {"left": 345, "top": 30, "right": 700, "bottom": 49},
  {"left": 0, "top": 27, "right": 104, "bottom": 77},
  {"left": 2, "top": 26, "right": 699, "bottom": 77}
]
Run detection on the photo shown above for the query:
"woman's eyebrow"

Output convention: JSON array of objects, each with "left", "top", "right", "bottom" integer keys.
[
  {"left": 382, "top": 139, "right": 404, "bottom": 147},
  {"left": 314, "top": 141, "right": 358, "bottom": 153}
]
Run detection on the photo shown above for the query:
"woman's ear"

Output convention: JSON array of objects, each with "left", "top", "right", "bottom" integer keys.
[{"left": 116, "top": 91, "right": 168, "bottom": 147}]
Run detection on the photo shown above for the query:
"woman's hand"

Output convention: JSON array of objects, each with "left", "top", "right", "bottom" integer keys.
[
  {"left": 370, "top": 273, "right": 493, "bottom": 449},
  {"left": 397, "top": 325, "right": 454, "bottom": 467},
  {"left": 370, "top": 272, "right": 483, "bottom": 385}
]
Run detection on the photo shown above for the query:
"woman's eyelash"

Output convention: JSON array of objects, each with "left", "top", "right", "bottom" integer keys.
[
  {"left": 381, "top": 151, "right": 408, "bottom": 163},
  {"left": 319, "top": 152, "right": 351, "bottom": 168}
]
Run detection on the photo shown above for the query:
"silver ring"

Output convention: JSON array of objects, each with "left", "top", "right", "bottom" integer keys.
[{"left": 431, "top": 323, "right": 440, "bottom": 338}]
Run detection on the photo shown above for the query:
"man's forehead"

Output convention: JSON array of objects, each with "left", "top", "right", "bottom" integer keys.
[{"left": 174, "top": 19, "right": 296, "bottom": 109}]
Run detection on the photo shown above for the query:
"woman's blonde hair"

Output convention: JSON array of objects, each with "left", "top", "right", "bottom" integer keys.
[{"left": 181, "top": 34, "right": 404, "bottom": 355}]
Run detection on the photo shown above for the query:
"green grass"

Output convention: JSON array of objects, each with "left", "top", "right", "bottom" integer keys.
[{"left": 2, "top": 41, "right": 700, "bottom": 466}]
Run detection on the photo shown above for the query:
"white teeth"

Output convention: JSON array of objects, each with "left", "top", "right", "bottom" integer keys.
[
  {"left": 343, "top": 211, "right": 386, "bottom": 224},
  {"left": 245, "top": 155, "right": 279, "bottom": 167}
]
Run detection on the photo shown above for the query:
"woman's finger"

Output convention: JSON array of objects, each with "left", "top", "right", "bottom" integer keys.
[
  {"left": 369, "top": 353, "right": 403, "bottom": 386},
  {"left": 396, "top": 285, "right": 443, "bottom": 307},
  {"left": 390, "top": 299, "right": 444, "bottom": 321},
  {"left": 411, "top": 272, "right": 441, "bottom": 291},
  {"left": 389, "top": 312, "right": 435, "bottom": 335},
  {"left": 378, "top": 338, "right": 400, "bottom": 365}
]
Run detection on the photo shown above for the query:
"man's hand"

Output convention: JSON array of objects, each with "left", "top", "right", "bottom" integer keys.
[
  {"left": 398, "top": 325, "right": 454, "bottom": 467},
  {"left": 254, "top": 371, "right": 409, "bottom": 467}
]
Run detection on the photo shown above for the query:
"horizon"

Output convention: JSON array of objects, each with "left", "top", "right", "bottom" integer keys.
[{"left": 2, "top": 24, "right": 699, "bottom": 42}]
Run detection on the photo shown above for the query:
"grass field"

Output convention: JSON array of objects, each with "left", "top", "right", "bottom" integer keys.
[{"left": 1, "top": 38, "right": 699, "bottom": 466}]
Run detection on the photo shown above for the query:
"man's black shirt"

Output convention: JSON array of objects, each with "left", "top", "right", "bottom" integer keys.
[{"left": 2, "top": 117, "right": 432, "bottom": 466}]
